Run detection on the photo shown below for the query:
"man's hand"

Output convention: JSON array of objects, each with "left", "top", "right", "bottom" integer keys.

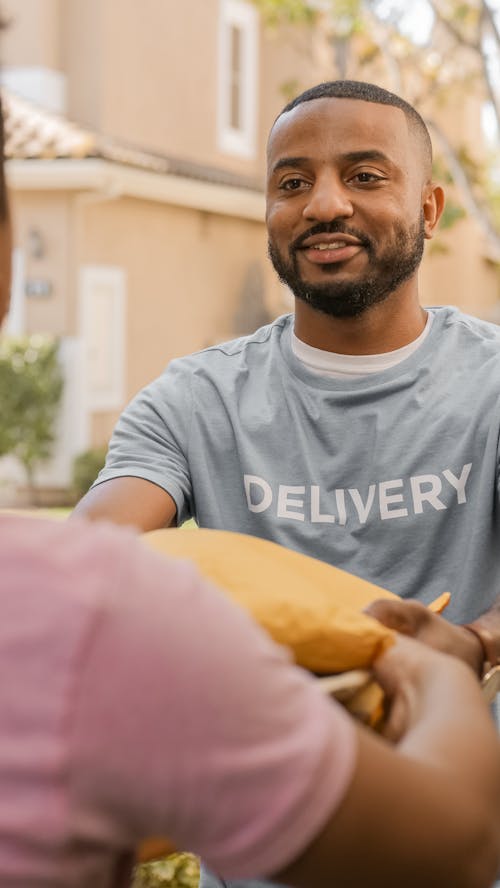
[
  {"left": 365, "top": 598, "right": 483, "bottom": 675},
  {"left": 372, "top": 633, "right": 475, "bottom": 743}
]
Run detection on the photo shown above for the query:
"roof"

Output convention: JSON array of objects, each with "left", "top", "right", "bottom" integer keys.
[{"left": 2, "top": 88, "right": 263, "bottom": 193}]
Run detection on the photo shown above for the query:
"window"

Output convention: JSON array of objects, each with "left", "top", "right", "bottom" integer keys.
[
  {"left": 4, "top": 248, "right": 26, "bottom": 336},
  {"left": 1, "top": 67, "right": 67, "bottom": 114},
  {"left": 79, "top": 266, "right": 126, "bottom": 411},
  {"left": 218, "top": 0, "right": 259, "bottom": 158}
]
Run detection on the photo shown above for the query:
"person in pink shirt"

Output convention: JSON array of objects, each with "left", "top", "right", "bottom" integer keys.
[{"left": 0, "top": 95, "right": 498, "bottom": 887}]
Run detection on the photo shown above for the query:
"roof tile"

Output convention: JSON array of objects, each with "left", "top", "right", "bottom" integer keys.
[{"left": 2, "top": 88, "right": 263, "bottom": 192}]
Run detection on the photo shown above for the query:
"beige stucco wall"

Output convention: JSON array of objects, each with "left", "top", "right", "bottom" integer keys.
[
  {"left": 60, "top": 0, "right": 103, "bottom": 128},
  {"left": 61, "top": 1, "right": 335, "bottom": 182},
  {"left": 8, "top": 180, "right": 284, "bottom": 449},
  {"left": 61, "top": 0, "right": 246, "bottom": 173},
  {"left": 1, "top": 0, "right": 63, "bottom": 69},
  {"left": 99, "top": 0, "right": 222, "bottom": 167},
  {"left": 11, "top": 190, "right": 73, "bottom": 335},
  {"left": 1, "top": 0, "right": 329, "bottom": 182},
  {"left": 79, "top": 198, "right": 268, "bottom": 376},
  {"left": 257, "top": 20, "right": 329, "bottom": 167},
  {"left": 420, "top": 218, "right": 500, "bottom": 317},
  {"left": 76, "top": 194, "right": 281, "bottom": 445}
]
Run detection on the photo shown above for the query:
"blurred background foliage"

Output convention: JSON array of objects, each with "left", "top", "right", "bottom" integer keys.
[
  {"left": 133, "top": 853, "right": 200, "bottom": 888},
  {"left": 0, "top": 335, "right": 63, "bottom": 494},
  {"left": 72, "top": 445, "right": 108, "bottom": 500}
]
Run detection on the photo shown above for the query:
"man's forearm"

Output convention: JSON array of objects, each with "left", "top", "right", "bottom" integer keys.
[{"left": 72, "top": 476, "right": 177, "bottom": 532}]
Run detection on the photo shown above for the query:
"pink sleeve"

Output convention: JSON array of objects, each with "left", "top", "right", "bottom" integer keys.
[{"left": 67, "top": 529, "right": 357, "bottom": 879}]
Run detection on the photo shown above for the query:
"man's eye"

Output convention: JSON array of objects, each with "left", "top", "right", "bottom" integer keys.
[
  {"left": 281, "top": 178, "right": 308, "bottom": 191},
  {"left": 352, "top": 172, "right": 384, "bottom": 184}
]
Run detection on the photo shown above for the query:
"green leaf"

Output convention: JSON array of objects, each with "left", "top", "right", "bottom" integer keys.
[
  {"left": 0, "top": 335, "right": 64, "bottom": 485},
  {"left": 439, "top": 201, "right": 467, "bottom": 230}
]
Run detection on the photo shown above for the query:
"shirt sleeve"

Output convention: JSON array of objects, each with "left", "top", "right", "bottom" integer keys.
[
  {"left": 67, "top": 529, "right": 357, "bottom": 879},
  {"left": 93, "top": 360, "right": 195, "bottom": 524}
]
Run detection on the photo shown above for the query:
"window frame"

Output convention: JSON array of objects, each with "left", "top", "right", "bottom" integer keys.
[{"left": 217, "top": 0, "right": 259, "bottom": 159}]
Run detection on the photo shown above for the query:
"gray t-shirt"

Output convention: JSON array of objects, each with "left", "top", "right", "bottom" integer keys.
[{"left": 96, "top": 305, "right": 500, "bottom": 625}]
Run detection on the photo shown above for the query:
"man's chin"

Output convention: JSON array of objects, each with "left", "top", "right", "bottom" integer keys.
[
  {"left": 292, "top": 280, "right": 391, "bottom": 319},
  {"left": 298, "top": 270, "right": 359, "bottom": 291},
  {"left": 296, "top": 297, "right": 372, "bottom": 319},
  {"left": 293, "top": 277, "right": 370, "bottom": 302}
]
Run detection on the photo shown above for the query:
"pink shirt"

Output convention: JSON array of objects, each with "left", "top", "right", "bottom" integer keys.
[{"left": 0, "top": 515, "right": 356, "bottom": 886}]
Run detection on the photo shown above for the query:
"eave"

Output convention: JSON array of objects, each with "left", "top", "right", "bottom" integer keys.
[{"left": 6, "top": 158, "right": 266, "bottom": 222}]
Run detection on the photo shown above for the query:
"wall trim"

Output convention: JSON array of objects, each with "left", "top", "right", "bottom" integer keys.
[{"left": 6, "top": 158, "right": 265, "bottom": 222}]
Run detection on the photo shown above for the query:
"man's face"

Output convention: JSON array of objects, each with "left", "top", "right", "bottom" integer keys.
[{"left": 266, "top": 98, "right": 432, "bottom": 318}]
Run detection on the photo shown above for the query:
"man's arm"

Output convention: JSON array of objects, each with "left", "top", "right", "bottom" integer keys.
[
  {"left": 72, "top": 477, "right": 177, "bottom": 531},
  {"left": 274, "top": 636, "right": 500, "bottom": 888},
  {"left": 72, "top": 363, "right": 194, "bottom": 531}
]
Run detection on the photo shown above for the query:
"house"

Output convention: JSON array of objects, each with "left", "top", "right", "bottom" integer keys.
[{"left": 0, "top": 0, "right": 498, "bottom": 499}]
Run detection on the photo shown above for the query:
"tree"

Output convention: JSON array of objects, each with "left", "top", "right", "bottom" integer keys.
[
  {"left": 0, "top": 335, "right": 64, "bottom": 496},
  {"left": 252, "top": 0, "right": 500, "bottom": 254}
]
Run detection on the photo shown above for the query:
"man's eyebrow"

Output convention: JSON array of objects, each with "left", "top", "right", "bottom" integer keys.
[
  {"left": 270, "top": 156, "right": 309, "bottom": 175},
  {"left": 270, "top": 149, "right": 393, "bottom": 175},
  {"left": 341, "top": 150, "right": 392, "bottom": 164}
]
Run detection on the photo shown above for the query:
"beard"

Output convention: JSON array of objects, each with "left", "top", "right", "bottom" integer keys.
[{"left": 268, "top": 216, "right": 425, "bottom": 319}]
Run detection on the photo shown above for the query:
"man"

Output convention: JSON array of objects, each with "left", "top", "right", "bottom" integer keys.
[
  {"left": 75, "top": 80, "right": 500, "bottom": 679},
  {"left": 1, "top": 85, "right": 499, "bottom": 886},
  {"left": 74, "top": 79, "right": 500, "bottom": 888}
]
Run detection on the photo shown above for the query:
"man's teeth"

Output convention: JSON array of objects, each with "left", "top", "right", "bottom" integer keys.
[{"left": 314, "top": 242, "right": 348, "bottom": 250}]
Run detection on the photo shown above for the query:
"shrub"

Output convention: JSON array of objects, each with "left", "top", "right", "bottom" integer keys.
[
  {"left": 0, "top": 335, "right": 64, "bottom": 490},
  {"left": 72, "top": 446, "right": 108, "bottom": 500}
]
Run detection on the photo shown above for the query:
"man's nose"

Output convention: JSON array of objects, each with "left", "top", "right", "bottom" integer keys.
[{"left": 303, "top": 176, "right": 353, "bottom": 221}]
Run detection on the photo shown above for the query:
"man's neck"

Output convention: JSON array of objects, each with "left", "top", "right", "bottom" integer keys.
[{"left": 293, "top": 291, "right": 427, "bottom": 356}]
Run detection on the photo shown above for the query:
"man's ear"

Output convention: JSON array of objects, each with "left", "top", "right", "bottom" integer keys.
[{"left": 422, "top": 183, "right": 445, "bottom": 240}]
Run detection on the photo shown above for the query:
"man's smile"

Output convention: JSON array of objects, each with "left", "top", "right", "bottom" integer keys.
[
  {"left": 295, "top": 233, "right": 365, "bottom": 267},
  {"left": 291, "top": 230, "right": 369, "bottom": 267},
  {"left": 300, "top": 242, "right": 365, "bottom": 265}
]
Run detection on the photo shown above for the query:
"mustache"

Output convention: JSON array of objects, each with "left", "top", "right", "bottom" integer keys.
[{"left": 290, "top": 222, "right": 373, "bottom": 253}]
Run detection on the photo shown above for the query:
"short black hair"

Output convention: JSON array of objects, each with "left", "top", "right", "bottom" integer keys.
[{"left": 276, "top": 80, "right": 432, "bottom": 171}]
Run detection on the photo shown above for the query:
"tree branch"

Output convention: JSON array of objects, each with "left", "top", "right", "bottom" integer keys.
[
  {"left": 479, "top": 2, "right": 500, "bottom": 128},
  {"left": 481, "top": 0, "right": 500, "bottom": 50},
  {"left": 425, "top": 0, "right": 480, "bottom": 51},
  {"left": 362, "top": 1, "right": 404, "bottom": 93},
  {"left": 427, "top": 117, "right": 500, "bottom": 257}
]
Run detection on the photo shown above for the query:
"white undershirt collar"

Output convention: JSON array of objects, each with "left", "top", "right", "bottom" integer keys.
[{"left": 291, "top": 310, "right": 434, "bottom": 379}]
